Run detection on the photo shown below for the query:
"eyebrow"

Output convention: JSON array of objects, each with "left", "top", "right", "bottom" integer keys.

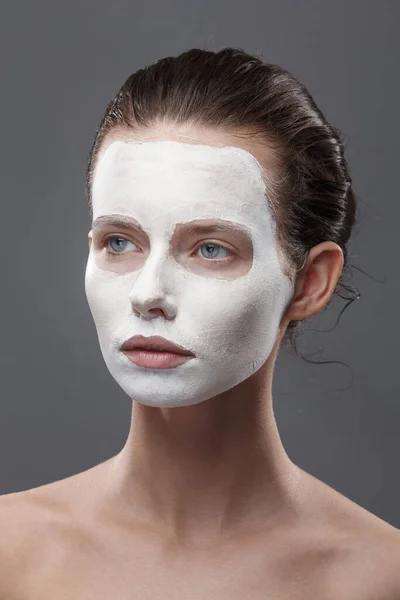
[
  {"left": 91, "top": 215, "right": 145, "bottom": 233},
  {"left": 178, "top": 222, "right": 249, "bottom": 236},
  {"left": 91, "top": 214, "right": 251, "bottom": 238}
]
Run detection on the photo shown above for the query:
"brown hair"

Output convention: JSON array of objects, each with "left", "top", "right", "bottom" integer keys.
[{"left": 85, "top": 47, "right": 361, "bottom": 367}]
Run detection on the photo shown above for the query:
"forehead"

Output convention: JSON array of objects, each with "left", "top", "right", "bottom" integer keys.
[
  {"left": 93, "top": 140, "right": 267, "bottom": 202},
  {"left": 95, "top": 138, "right": 265, "bottom": 171}
]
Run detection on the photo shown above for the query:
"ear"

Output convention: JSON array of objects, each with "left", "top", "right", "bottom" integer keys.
[
  {"left": 88, "top": 231, "right": 93, "bottom": 250},
  {"left": 282, "top": 242, "right": 344, "bottom": 323}
]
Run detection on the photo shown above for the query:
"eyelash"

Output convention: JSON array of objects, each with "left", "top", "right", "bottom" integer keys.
[{"left": 101, "top": 235, "right": 234, "bottom": 262}]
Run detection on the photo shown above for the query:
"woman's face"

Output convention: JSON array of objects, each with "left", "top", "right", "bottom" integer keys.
[{"left": 85, "top": 135, "right": 295, "bottom": 407}]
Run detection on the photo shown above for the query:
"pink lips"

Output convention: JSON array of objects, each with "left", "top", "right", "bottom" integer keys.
[{"left": 120, "top": 335, "right": 195, "bottom": 369}]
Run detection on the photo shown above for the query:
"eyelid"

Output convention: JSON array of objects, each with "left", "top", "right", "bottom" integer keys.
[
  {"left": 101, "top": 232, "right": 139, "bottom": 246},
  {"left": 192, "top": 239, "right": 234, "bottom": 255}
]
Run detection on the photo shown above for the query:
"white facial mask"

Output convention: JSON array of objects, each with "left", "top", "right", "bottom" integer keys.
[{"left": 85, "top": 140, "right": 295, "bottom": 408}]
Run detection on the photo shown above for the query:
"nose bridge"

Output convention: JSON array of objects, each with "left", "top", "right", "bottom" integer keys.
[{"left": 128, "top": 239, "right": 173, "bottom": 311}]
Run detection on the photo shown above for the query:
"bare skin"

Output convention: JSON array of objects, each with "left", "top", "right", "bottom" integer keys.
[{"left": 0, "top": 124, "right": 399, "bottom": 599}]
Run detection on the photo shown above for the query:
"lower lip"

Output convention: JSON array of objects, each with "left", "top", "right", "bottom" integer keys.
[{"left": 122, "top": 349, "right": 194, "bottom": 369}]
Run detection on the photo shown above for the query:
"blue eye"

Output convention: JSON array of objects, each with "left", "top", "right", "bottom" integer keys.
[
  {"left": 106, "top": 237, "right": 138, "bottom": 253},
  {"left": 197, "top": 243, "right": 231, "bottom": 260}
]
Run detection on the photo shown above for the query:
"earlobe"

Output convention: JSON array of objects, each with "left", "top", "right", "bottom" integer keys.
[{"left": 283, "top": 272, "right": 309, "bottom": 323}]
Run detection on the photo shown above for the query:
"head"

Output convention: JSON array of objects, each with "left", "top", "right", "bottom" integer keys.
[{"left": 84, "top": 47, "right": 357, "bottom": 408}]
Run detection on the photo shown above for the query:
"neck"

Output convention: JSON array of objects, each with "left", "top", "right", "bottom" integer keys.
[{"left": 101, "top": 357, "right": 303, "bottom": 548}]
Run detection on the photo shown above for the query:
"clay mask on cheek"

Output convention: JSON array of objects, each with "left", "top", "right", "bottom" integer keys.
[{"left": 85, "top": 140, "right": 295, "bottom": 408}]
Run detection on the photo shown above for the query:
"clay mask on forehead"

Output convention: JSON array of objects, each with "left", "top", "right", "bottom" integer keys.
[{"left": 85, "top": 140, "right": 295, "bottom": 408}]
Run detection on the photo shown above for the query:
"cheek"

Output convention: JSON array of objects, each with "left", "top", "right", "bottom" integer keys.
[
  {"left": 84, "top": 261, "right": 129, "bottom": 325},
  {"left": 185, "top": 271, "right": 285, "bottom": 345},
  {"left": 179, "top": 276, "right": 269, "bottom": 348}
]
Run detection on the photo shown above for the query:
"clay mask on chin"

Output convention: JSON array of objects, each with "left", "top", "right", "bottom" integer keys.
[{"left": 85, "top": 140, "right": 295, "bottom": 408}]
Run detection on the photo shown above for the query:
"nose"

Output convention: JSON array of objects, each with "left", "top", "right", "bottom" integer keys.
[{"left": 129, "top": 253, "right": 175, "bottom": 320}]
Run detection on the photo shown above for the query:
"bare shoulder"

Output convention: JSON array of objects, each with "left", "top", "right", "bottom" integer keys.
[
  {"left": 334, "top": 525, "right": 400, "bottom": 600},
  {"left": 0, "top": 490, "right": 41, "bottom": 598},
  {"left": 0, "top": 489, "right": 39, "bottom": 554},
  {"left": 0, "top": 481, "right": 81, "bottom": 599},
  {"left": 0, "top": 463, "right": 112, "bottom": 597},
  {"left": 296, "top": 469, "right": 400, "bottom": 599}
]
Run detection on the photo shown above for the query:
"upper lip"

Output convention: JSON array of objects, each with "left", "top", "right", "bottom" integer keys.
[{"left": 120, "top": 335, "right": 195, "bottom": 356}]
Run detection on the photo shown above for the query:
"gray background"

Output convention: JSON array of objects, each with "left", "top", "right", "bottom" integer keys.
[{"left": 0, "top": 1, "right": 398, "bottom": 528}]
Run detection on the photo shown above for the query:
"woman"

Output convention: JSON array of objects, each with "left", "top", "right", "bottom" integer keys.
[{"left": 1, "top": 47, "right": 399, "bottom": 598}]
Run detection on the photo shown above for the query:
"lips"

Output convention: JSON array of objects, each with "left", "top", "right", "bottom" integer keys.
[{"left": 120, "top": 335, "right": 195, "bottom": 356}]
